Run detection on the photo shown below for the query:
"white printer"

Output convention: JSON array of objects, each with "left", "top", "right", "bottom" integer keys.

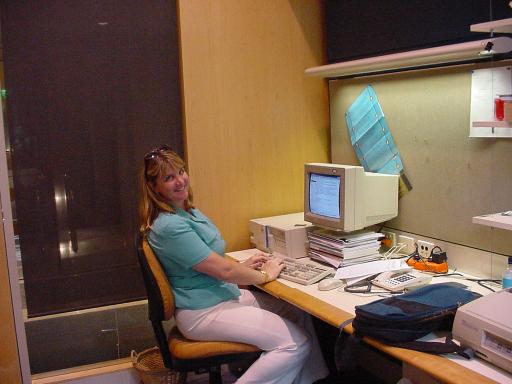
[
  {"left": 452, "top": 288, "right": 512, "bottom": 374},
  {"left": 249, "top": 212, "right": 313, "bottom": 258}
]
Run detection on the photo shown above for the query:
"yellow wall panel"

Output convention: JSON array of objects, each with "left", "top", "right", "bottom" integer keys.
[
  {"left": 0, "top": 59, "right": 22, "bottom": 383},
  {"left": 0, "top": 224, "right": 22, "bottom": 383},
  {"left": 178, "top": 0, "right": 329, "bottom": 251}
]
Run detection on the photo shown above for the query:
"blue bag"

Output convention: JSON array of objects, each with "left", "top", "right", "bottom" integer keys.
[
  {"left": 352, "top": 283, "right": 481, "bottom": 343},
  {"left": 335, "top": 283, "right": 481, "bottom": 371}
]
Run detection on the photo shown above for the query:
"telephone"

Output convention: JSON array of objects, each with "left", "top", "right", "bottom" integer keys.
[{"left": 372, "top": 269, "right": 432, "bottom": 292}]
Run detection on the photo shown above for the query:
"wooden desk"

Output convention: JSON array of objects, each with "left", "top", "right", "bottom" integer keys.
[{"left": 228, "top": 249, "right": 510, "bottom": 384}]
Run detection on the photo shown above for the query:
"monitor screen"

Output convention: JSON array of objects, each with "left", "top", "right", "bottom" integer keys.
[{"left": 309, "top": 173, "right": 340, "bottom": 219}]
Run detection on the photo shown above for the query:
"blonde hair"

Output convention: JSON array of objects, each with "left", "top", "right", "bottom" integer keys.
[{"left": 138, "top": 148, "right": 194, "bottom": 234}]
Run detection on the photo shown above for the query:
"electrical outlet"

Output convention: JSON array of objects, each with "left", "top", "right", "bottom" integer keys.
[
  {"left": 382, "top": 231, "right": 396, "bottom": 248},
  {"left": 397, "top": 235, "right": 415, "bottom": 254},
  {"left": 417, "top": 240, "right": 435, "bottom": 259}
]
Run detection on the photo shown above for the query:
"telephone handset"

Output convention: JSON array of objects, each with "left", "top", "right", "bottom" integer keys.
[{"left": 372, "top": 268, "right": 432, "bottom": 292}]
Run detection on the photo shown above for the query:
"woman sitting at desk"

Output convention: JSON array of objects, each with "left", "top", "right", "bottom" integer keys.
[{"left": 139, "top": 145, "right": 328, "bottom": 384}]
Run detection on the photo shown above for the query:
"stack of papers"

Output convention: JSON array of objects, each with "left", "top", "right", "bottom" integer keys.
[{"left": 307, "top": 228, "right": 383, "bottom": 268}]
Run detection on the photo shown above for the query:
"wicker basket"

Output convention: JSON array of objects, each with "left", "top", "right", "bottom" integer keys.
[{"left": 131, "top": 347, "right": 187, "bottom": 384}]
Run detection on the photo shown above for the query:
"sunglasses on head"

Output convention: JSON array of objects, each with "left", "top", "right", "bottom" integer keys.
[
  {"left": 144, "top": 144, "right": 172, "bottom": 161},
  {"left": 144, "top": 145, "right": 173, "bottom": 179}
]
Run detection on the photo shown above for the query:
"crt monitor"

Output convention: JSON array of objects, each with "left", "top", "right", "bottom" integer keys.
[{"left": 304, "top": 163, "right": 399, "bottom": 232}]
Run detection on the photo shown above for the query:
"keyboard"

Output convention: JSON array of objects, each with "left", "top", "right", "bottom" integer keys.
[{"left": 267, "top": 255, "right": 334, "bottom": 285}]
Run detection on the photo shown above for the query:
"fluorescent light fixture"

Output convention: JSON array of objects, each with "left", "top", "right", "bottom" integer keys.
[{"left": 305, "top": 37, "right": 512, "bottom": 78}]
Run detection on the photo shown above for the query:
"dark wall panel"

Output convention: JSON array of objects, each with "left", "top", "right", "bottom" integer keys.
[
  {"left": 1, "top": 0, "right": 183, "bottom": 316},
  {"left": 326, "top": 0, "right": 512, "bottom": 63}
]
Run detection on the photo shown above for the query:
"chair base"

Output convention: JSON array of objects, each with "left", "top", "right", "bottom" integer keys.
[
  {"left": 175, "top": 353, "right": 260, "bottom": 384},
  {"left": 228, "top": 359, "right": 254, "bottom": 378},
  {"left": 172, "top": 351, "right": 261, "bottom": 374}
]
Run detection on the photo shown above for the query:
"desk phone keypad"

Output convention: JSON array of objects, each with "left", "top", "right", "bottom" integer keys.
[{"left": 385, "top": 274, "right": 416, "bottom": 286}]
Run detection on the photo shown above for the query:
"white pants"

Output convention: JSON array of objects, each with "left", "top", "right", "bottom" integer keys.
[{"left": 175, "top": 289, "right": 329, "bottom": 384}]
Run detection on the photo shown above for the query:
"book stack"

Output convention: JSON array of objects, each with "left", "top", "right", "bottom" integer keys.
[{"left": 307, "top": 228, "right": 384, "bottom": 268}]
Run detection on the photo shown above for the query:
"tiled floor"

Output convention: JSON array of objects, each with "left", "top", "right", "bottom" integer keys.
[{"left": 25, "top": 301, "right": 160, "bottom": 374}]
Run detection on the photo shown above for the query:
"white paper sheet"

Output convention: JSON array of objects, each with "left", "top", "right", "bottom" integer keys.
[{"left": 334, "top": 259, "right": 410, "bottom": 280}]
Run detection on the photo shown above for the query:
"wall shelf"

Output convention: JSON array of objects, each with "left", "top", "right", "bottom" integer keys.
[
  {"left": 305, "top": 38, "right": 512, "bottom": 78},
  {"left": 471, "top": 18, "right": 512, "bottom": 34},
  {"left": 472, "top": 213, "right": 512, "bottom": 231},
  {"left": 472, "top": 120, "right": 512, "bottom": 128},
  {"left": 470, "top": 121, "right": 512, "bottom": 137}
]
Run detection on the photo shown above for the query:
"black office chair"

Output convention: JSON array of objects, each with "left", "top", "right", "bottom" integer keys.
[{"left": 137, "top": 239, "right": 261, "bottom": 384}]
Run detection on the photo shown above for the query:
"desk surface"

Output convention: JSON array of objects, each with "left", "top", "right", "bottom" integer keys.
[{"left": 227, "top": 249, "right": 512, "bottom": 384}]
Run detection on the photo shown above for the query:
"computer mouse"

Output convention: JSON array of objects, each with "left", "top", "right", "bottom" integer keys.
[{"left": 318, "top": 278, "right": 344, "bottom": 291}]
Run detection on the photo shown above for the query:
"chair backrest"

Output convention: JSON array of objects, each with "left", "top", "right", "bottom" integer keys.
[
  {"left": 138, "top": 239, "right": 175, "bottom": 321},
  {"left": 137, "top": 238, "right": 176, "bottom": 368}
]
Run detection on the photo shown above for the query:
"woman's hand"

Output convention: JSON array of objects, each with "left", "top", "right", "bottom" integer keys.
[
  {"left": 194, "top": 251, "right": 283, "bottom": 285},
  {"left": 241, "top": 252, "right": 269, "bottom": 270},
  {"left": 261, "top": 258, "right": 285, "bottom": 281}
]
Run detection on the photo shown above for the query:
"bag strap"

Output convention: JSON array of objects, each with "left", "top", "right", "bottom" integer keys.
[
  {"left": 335, "top": 318, "right": 361, "bottom": 372},
  {"left": 338, "top": 317, "right": 355, "bottom": 334},
  {"left": 389, "top": 334, "right": 474, "bottom": 359}
]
